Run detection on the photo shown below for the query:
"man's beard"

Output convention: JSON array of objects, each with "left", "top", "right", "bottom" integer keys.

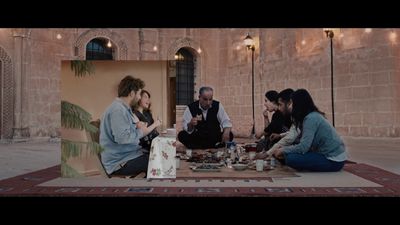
[{"left": 130, "top": 98, "right": 139, "bottom": 107}]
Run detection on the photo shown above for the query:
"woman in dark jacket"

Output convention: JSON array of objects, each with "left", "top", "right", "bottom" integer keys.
[
  {"left": 256, "top": 90, "right": 291, "bottom": 152},
  {"left": 132, "top": 90, "right": 159, "bottom": 152}
]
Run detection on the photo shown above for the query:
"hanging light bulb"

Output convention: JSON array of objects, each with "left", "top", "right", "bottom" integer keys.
[
  {"left": 197, "top": 48, "right": 202, "bottom": 54},
  {"left": 339, "top": 33, "right": 344, "bottom": 38},
  {"left": 107, "top": 39, "right": 112, "bottom": 48},
  {"left": 389, "top": 31, "right": 397, "bottom": 43},
  {"left": 301, "top": 40, "right": 306, "bottom": 45},
  {"left": 153, "top": 45, "right": 158, "bottom": 51},
  {"left": 56, "top": 33, "right": 62, "bottom": 40},
  {"left": 174, "top": 54, "right": 179, "bottom": 59}
]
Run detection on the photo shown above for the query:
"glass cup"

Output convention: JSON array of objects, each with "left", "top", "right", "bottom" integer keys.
[
  {"left": 216, "top": 149, "right": 224, "bottom": 158},
  {"left": 249, "top": 151, "right": 256, "bottom": 160},
  {"left": 175, "top": 157, "right": 180, "bottom": 169},
  {"left": 256, "top": 159, "right": 264, "bottom": 172},
  {"left": 186, "top": 149, "right": 192, "bottom": 158}
]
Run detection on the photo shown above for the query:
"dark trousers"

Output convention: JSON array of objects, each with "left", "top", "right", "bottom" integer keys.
[
  {"left": 284, "top": 152, "right": 345, "bottom": 172},
  {"left": 111, "top": 154, "right": 149, "bottom": 176},
  {"left": 178, "top": 130, "right": 234, "bottom": 149}
]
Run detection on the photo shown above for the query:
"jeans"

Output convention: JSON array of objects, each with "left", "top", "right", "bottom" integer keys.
[
  {"left": 111, "top": 154, "right": 149, "bottom": 176},
  {"left": 284, "top": 152, "right": 345, "bottom": 172}
]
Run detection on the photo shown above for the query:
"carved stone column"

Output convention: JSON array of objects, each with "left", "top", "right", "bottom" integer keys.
[{"left": 11, "top": 28, "right": 30, "bottom": 140}]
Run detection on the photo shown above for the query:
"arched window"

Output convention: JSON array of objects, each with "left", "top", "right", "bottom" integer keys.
[
  {"left": 176, "top": 48, "right": 195, "bottom": 105},
  {"left": 86, "top": 38, "right": 114, "bottom": 60}
]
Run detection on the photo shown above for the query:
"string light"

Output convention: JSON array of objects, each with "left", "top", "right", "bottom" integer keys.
[
  {"left": 107, "top": 39, "right": 112, "bottom": 48},
  {"left": 301, "top": 29, "right": 306, "bottom": 46},
  {"left": 56, "top": 33, "right": 62, "bottom": 40},
  {"left": 389, "top": 30, "right": 397, "bottom": 43},
  {"left": 153, "top": 45, "right": 158, "bottom": 51},
  {"left": 174, "top": 54, "right": 179, "bottom": 59},
  {"left": 197, "top": 48, "right": 202, "bottom": 54}
]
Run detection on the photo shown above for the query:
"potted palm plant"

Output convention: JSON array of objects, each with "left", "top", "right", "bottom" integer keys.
[{"left": 61, "top": 61, "right": 103, "bottom": 177}]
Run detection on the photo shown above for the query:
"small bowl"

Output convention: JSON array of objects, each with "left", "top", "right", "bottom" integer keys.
[{"left": 232, "top": 163, "right": 248, "bottom": 171}]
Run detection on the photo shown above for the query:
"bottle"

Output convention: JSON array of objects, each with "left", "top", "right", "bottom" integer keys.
[
  {"left": 226, "top": 158, "right": 232, "bottom": 168},
  {"left": 229, "top": 142, "right": 236, "bottom": 161},
  {"left": 270, "top": 157, "right": 276, "bottom": 169}
]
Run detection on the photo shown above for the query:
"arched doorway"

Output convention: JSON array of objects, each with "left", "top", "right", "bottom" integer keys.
[
  {"left": 86, "top": 38, "right": 115, "bottom": 60},
  {"left": 167, "top": 38, "right": 203, "bottom": 131},
  {"left": 175, "top": 48, "right": 195, "bottom": 105},
  {"left": 73, "top": 29, "right": 128, "bottom": 60}
]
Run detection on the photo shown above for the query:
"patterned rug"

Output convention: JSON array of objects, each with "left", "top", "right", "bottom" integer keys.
[{"left": 0, "top": 162, "right": 399, "bottom": 196}]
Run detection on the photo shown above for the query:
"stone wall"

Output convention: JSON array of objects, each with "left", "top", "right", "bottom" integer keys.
[
  {"left": 214, "top": 28, "right": 400, "bottom": 137},
  {"left": 0, "top": 28, "right": 399, "bottom": 139}
]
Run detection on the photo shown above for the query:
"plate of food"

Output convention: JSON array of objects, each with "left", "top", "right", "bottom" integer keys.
[
  {"left": 232, "top": 163, "right": 248, "bottom": 171},
  {"left": 191, "top": 164, "right": 221, "bottom": 172},
  {"left": 191, "top": 162, "right": 224, "bottom": 167}
]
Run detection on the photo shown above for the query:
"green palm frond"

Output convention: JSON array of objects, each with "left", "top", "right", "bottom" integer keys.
[
  {"left": 61, "top": 139, "right": 104, "bottom": 163},
  {"left": 70, "top": 60, "right": 94, "bottom": 77},
  {"left": 61, "top": 100, "right": 98, "bottom": 133},
  {"left": 62, "top": 60, "right": 99, "bottom": 177},
  {"left": 61, "top": 162, "right": 84, "bottom": 178}
]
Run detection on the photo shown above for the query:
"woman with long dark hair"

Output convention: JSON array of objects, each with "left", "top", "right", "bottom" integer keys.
[
  {"left": 273, "top": 89, "right": 347, "bottom": 172},
  {"left": 255, "top": 90, "right": 291, "bottom": 152},
  {"left": 132, "top": 90, "right": 160, "bottom": 152}
]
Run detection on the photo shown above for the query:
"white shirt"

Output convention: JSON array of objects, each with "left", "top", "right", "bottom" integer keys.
[
  {"left": 267, "top": 124, "right": 300, "bottom": 155},
  {"left": 182, "top": 102, "right": 232, "bottom": 134}
]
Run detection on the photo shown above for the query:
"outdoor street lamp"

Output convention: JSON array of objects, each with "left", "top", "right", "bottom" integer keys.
[
  {"left": 244, "top": 33, "right": 256, "bottom": 137},
  {"left": 324, "top": 29, "right": 335, "bottom": 127}
]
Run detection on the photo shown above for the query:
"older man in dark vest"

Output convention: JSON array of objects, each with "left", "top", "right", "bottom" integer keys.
[{"left": 178, "top": 86, "right": 233, "bottom": 149}]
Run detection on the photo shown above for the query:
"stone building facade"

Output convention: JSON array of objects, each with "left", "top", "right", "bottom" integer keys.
[{"left": 0, "top": 28, "right": 399, "bottom": 140}]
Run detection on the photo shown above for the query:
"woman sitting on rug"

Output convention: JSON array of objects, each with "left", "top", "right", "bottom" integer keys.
[
  {"left": 273, "top": 89, "right": 347, "bottom": 172},
  {"left": 255, "top": 90, "right": 291, "bottom": 152},
  {"left": 132, "top": 90, "right": 160, "bottom": 152}
]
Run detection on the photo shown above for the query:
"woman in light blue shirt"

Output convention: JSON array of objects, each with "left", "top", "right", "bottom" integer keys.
[{"left": 273, "top": 89, "right": 347, "bottom": 172}]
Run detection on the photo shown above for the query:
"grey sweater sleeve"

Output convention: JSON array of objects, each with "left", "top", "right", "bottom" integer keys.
[{"left": 283, "top": 113, "right": 319, "bottom": 154}]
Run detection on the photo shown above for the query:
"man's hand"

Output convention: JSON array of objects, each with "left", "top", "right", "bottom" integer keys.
[
  {"left": 263, "top": 109, "right": 269, "bottom": 118},
  {"left": 136, "top": 121, "right": 147, "bottom": 129},
  {"left": 153, "top": 119, "right": 162, "bottom": 127},
  {"left": 269, "top": 133, "right": 281, "bottom": 142},
  {"left": 255, "top": 131, "right": 264, "bottom": 139},
  {"left": 273, "top": 146, "right": 285, "bottom": 160},
  {"left": 222, "top": 130, "right": 230, "bottom": 143},
  {"left": 189, "top": 117, "right": 198, "bottom": 126},
  {"left": 254, "top": 151, "right": 269, "bottom": 160},
  {"left": 187, "top": 117, "right": 198, "bottom": 132}
]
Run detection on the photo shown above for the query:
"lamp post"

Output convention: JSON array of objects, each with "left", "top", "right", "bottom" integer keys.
[
  {"left": 324, "top": 29, "right": 335, "bottom": 127},
  {"left": 244, "top": 33, "right": 256, "bottom": 137}
]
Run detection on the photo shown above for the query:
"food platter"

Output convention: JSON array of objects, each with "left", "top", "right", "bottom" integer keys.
[{"left": 191, "top": 164, "right": 222, "bottom": 172}]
